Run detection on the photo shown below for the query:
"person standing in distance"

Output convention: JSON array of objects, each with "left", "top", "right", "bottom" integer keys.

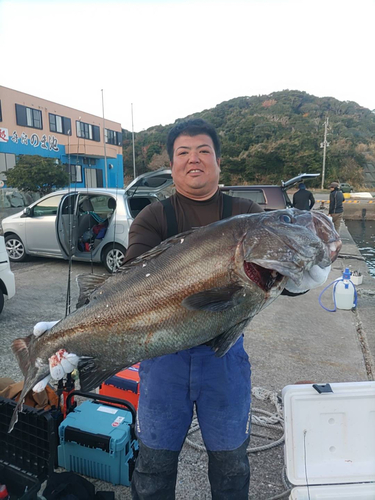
[
  {"left": 328, "top": 181, "right": 344, "bottom": 232},
  {"left": 293, "top": 183, "right": 315, "bottom": 211}
]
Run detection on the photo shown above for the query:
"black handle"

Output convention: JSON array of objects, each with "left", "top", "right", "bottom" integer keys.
[
  {"left": 312, "top": 383, "right": 333, "bottom": 394},
  {"left": 66, "top": 390, "right": 136, "bottom": 427}
]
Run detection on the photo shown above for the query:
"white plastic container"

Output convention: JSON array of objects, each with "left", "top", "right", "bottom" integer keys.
[
  {"left": 282, "top": 381, "right": 375, "bottom": 500},
  {"left": 334, "top": 268, "right": 355, "bottom": 310},
  {"left": 351, "top": 274, "right": 363, "bottom": 286}
]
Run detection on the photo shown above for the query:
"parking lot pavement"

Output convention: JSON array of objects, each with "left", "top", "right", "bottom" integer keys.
[
  {"left": 0, "top": 258, "right": 102, "bottom": 382},
  {"left": 1, "top": 227, "right": 374, "bottom": 499}
]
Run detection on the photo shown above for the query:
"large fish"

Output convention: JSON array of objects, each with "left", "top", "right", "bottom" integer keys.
[{"left": 9, "top": 209, "right": 341, "bottom": 431}]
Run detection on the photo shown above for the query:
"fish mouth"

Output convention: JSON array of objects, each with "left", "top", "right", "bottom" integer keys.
[{"left": 244, "top": 261, "right": 284, "bottom": 292}]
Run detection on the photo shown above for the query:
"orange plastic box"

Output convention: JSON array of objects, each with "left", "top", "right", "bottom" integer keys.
[{"left": 99, "top": 363, "right": 140, "bottom": 410}]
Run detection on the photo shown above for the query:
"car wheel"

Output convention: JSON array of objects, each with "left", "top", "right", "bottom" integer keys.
[
  {"left": 5, "top": 234, "right": 28, "bottom": 262},
  {"left": 0, "top": 290, "right": 4, "bottom": 314},
  {"left": 103, "top": 244, "right": 126, "bottom": 273}
]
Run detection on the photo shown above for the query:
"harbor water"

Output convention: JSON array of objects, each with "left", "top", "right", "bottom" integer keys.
[{"left": 346, "top": 220, "right": 375, "bottom": 277}]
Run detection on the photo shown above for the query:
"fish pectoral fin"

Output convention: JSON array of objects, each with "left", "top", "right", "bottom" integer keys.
[
  {"left": 78, "top": 357, "right": 123, "bottom": 392},
  {"left": 182, "top": 284, "right": 245, "bottom": 312},
  {"left": 209, "top": 319, "right": 251, "bottom": 357},
  {"left": 76, "top": 273, "right": 111, "bottom": 309}
]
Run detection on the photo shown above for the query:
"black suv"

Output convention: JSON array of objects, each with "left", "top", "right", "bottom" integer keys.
[{"left": 220, "top": 173, "right": 320, "bottom": 211}]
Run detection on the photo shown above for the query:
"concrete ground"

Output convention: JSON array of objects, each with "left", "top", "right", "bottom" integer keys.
[{"left": 0, "top": 216, "right": 374, "bottom": 499}]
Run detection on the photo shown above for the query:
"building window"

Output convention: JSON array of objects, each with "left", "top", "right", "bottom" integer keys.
[
  {"left": 65, "top": 164, "right": 82, "bottom": 183},
  {"left": 76, "top": 121, "right": 100, "bottom": 142},
  {"left": 105, "top": 128, "right": 122, "bottom": 146},
  {"left": 15, "top": 104, "right": 43, "bottom": 129},
  {"left": 49, "top": 113, "right": 71, "bottom": 135},
  {"left": 82, "top": 157, "right": 97, "bottom": 166},
  {"left": 0, "top": 153, "right": 16, "bottom": 175}
]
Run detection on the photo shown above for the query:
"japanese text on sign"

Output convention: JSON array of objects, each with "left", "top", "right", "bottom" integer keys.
[{"left": 10, "top": 131, "right": 59, "bottom": 152}]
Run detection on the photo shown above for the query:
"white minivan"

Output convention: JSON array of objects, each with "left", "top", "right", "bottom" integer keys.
[{"left": 0, "top": 235, "right": 16, "bottom": 314}]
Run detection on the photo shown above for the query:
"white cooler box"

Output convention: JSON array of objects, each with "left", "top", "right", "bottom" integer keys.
[{"left": 282, "top": 381, "right": 375, "bottom": 499}]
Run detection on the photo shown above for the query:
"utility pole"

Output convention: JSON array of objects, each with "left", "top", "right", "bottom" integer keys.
[
  {"left": 320, "top": 117, "right": 329, "bottom": 190},
  {"left": 101, "top": 89, "right": 108, "bottom": 188},
  {"left": 131, "top": 103, "right": 136, "bottom": 179}
]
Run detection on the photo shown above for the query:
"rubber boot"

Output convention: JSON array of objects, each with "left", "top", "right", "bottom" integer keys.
[
  {"left": 131, "top": 440, "right": 180, "bottom": 500},
  {"left": 207, "top": 436, "right": 250, "bottom": 500}
]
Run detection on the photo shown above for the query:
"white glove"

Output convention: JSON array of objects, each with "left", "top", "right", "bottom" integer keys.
[
  {"left": 32, "top": 321, "right": 79, "bottom": 392},
  {"left": 285, "top": 265, "right": 331, "bottom": 294},
  {"left": 33, "top": 321, "right": 60, "bottom": 337}
]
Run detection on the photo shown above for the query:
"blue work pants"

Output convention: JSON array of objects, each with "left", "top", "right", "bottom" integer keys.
[{"left": 131, "top": 336, "right": 251, "bottom": 499}]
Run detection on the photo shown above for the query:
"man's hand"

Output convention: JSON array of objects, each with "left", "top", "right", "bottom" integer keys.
[
  {"left": 285, "top": 265, "right": 331, "bottom": 294},
  {"left": 48, "top": 349, "right": 79, "bottom": 380},
  {"left": 32, "top": 321, "right": 79, "bottom": 392},
  {"left": 33, "top": 321, "right": 60, "bottom": 337}
]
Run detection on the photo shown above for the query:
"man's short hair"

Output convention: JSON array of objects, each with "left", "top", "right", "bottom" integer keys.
[
  {"left": 166, "top": 119, "right": 221, "bottom": 162},
  {"left": 298, "top": 183, "right": 305, "bottom": 189},
  {"left": 329, "top": 182, "right": 339, "bottom": 188}
]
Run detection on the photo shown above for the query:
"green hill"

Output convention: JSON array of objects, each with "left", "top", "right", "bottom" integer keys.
[{"left": 122, "top": 90, "right": 375, "bottom": 188}]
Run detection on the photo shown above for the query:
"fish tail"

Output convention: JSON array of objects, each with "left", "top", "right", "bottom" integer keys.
[
  {"left": 9, "top": 335, "right": 47, "bottom": 433},
  {"left": 11, "top": 335, "right": 34, "bottom": 376},
  {"left": 8, "top": 396, "right": 24, "bottom": 433},
  {"left": 7, "top": 363, "right": 40, "bottom": 433}
]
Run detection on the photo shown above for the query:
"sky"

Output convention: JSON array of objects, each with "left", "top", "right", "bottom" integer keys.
[{"left": 1, "top": 0, "right": 374, "bottom": 132}]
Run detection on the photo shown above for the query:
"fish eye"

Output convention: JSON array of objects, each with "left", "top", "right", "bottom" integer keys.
[{"left": 280, "top": 214, "right": 292, "bottom": 223}]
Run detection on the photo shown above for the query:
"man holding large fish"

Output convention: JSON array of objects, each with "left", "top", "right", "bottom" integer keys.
[{"left": 10, "top": 120, "right": 341, "bottom": 500}]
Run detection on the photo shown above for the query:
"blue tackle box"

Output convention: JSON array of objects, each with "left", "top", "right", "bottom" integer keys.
[{"left": 57, "top": 391, "right": 138, "bottom": 486}]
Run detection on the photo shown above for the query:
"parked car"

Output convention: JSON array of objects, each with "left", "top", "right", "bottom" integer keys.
[
  {"left": 220, "top": 173, "right": 320, "bottom": 210},
  {"left": 339, "top": 182, "right": 353, "bottom": 193},
  {"left": 1, "top": 169, "right": 173, "bottom": 272},
  {"left": 0, "top": 236, "right": 16, "bottom": 314}
]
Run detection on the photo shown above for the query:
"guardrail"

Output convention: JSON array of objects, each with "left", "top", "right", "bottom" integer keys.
[{"left": 316, "top": 200, "right": 375, "bottom": 204}]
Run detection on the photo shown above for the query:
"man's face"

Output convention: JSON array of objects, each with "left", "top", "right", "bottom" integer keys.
[{"left": 170, "top": 134, "right": 221, "bottom": 200}]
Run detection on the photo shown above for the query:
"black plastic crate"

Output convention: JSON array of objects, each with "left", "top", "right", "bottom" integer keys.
[
  {"left": 0, "top": 463, "right": 40, "bottom": 500},
  {"left": 0, "top": 397, "right": 60, "bottom": 499}
]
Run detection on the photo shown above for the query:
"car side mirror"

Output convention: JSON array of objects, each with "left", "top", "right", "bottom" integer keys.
[{"left": 22, "top": 207, "right": 31, "bottom": 217}]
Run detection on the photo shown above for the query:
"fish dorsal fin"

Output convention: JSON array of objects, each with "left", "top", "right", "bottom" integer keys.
[
  {"left": 182, "top": 284, "right": 245, "bottom": 312},
  {"left": 11, "top": 334, "right": 34, "bottom": 376},
  {"left": 210, "top": 319, "right": 251, "bottom": 357},
  {"left": 76, "top": 273, "right": 111, "bottom": 309},
  {"left": 118, "top": 229, "right": 197, "bottom": 272}
]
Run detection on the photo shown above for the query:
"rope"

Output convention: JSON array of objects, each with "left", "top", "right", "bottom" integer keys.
[
  {"left": 266, "top": 490, "right": 292, "bottom": 500},
  {"left": 185, "top": 386, "right": 291, "bottom": 499},
  {"left": 185, "top": 386, "right": 285, "bottom": 454}
]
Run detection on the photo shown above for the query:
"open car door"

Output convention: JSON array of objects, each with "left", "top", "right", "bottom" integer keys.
[
  {"left": 281, "top": 173, "right": 320, "bottom": 190},
  {"left": 56, "top": 193, "right": 79, "bottom": 260},
  {"left": 124, "top": 168, "right": 173, "bottom": 196}
]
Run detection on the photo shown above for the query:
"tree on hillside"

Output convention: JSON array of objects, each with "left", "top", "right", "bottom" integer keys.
[
  {"left": 6, "top": 155, "right": 69, "bottom": 196},
  {"left": 125, "top": 90, "right": 375, "bottom": 187}
]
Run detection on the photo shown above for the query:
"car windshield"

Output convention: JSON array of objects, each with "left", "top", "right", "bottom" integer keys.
[{"left": 226, "top": 189, "right": 266, "bottom": 205}]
